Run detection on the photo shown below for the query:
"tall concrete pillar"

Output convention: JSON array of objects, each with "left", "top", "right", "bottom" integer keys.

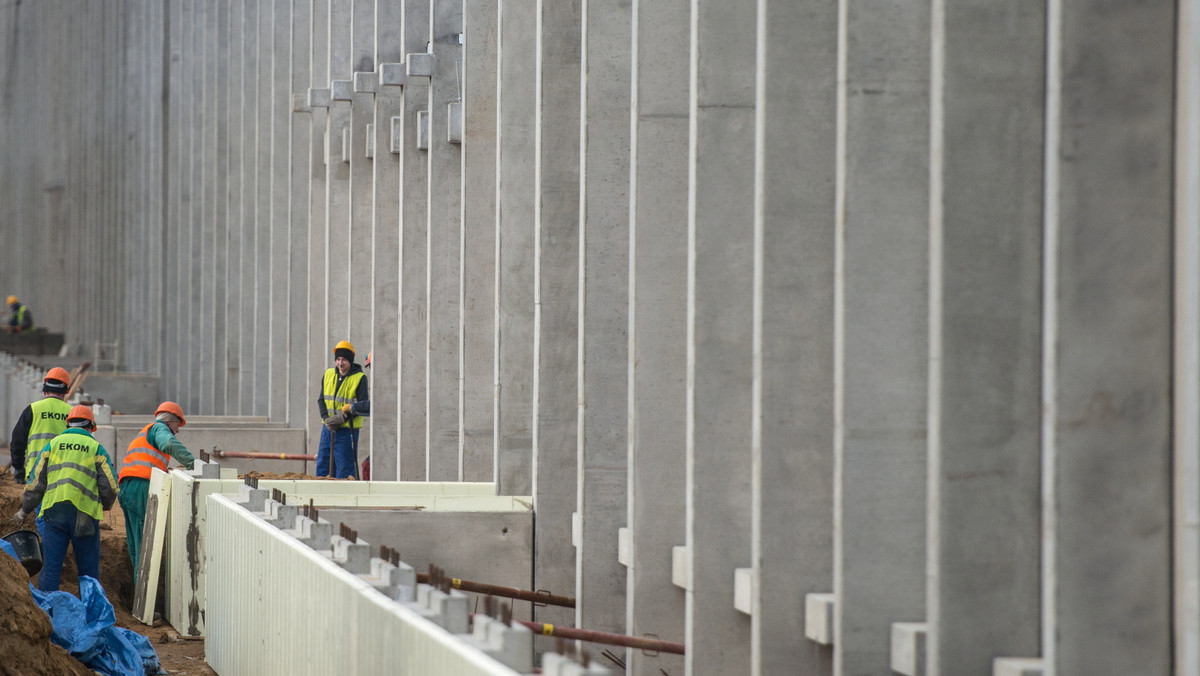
[
  {"left": 459, "top": 0, "right": 498, "bottom": 483},
  {"left": 398, "top": 0, "right": 431, "bottom": 480},
  {"left": 576, "top": 0, "right": 629, "bottom": 639},
  {"left": 348, "top": 0, "right": 375, "bottom": 356},
  {"left": 1175, "top": 2, "right": 1200, "bottom": 671},
  {"left": 254, "top": 0, "right": 274, "bottom": 416},
  {"left": 231, "top": 0, "right": 250, "bottom": 414},
  {"left": 1044, "top": 2, "right": 1174, "bottom": 673},
  {"left": 165, "top": 0, "right": 185, "bottom": 400},
  {"left": 326, "top": 0, "right": 353, "bottom": 345},
  {"left": 426, "top": 0, "right": 464, "bottom": 481},
  {"left": 306, "top": 0, "right": 332, "bottom": 452},
  {"left": 199, "top": 0, "right": 219, "bottom": 414},
  {"left": 751, "top": 1, "right": 836, "bottom": 673},
  {"left": 834, "top": 1, "right": 929, "bottom": 674},
  {"left": 368, "top": 0, "right": 405, "bottom": 480},
  {"left": 686, "top": 0, "right": 755, "bottom": 671},
  {"left": 532, "top": 0, "right": 581, "bottom": 629},
  {"left": 268, "top": 0, "right": 292, "bottom": 421},
  {"left": 494, "top": 0, "right": 536, "bottom": 497},
  {"left": 626, "top": 0, "right": 689, "bottom": 671},
  {"left": 927, "top": 2, "right": 1044, "bottom": 674},
  {"left": 288, "top": 0, "right": 314, "bottom": 431}
]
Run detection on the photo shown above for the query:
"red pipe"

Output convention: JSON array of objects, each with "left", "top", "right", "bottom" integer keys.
[
  {"left": 509, "top": 620, "right": 685, "bottom": 655},
  {"left": 211, "top": 450, "right": 316, "bottom": 461}
]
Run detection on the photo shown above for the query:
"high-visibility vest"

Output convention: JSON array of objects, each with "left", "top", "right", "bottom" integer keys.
[
  {"left": 27, "top": 397, "right": 71, "bottom": 452},
  {"left": 12, "top": 304, "right": 33, "bottom": 332},
  {"left": 322, "top": 368, "right": 365, "bottom": 429},
  {"left": 119, "top": 423, "right": 172, "bottom": 482},
  {"left": 40, "top": 432, "right": 108, "bottom": 520}
]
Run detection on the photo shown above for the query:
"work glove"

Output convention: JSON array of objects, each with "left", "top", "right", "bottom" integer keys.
[
  {"left": 341, "top": 403, "right": 353, "bottom": 416},
  {"left": 11, "top": 509, "right": 27, "bottom": 526},
  {"left": 324, "top": 411, "right": 346, "bottom": 430}
]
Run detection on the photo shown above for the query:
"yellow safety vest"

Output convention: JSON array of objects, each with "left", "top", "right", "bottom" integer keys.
[
  {"left": 37, "top": 432, "right": 115, "bottom": 520},
  {"left": 322, "top": 368, "right": 365, "bottom": 429}
]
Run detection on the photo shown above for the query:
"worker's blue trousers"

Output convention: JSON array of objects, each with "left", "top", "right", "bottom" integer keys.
[
  {"left": 38, "top": 512, "right": 100, "bottom": 593},
  {"left": 316, "top": 426, "right": 360, "bottom": 479}
]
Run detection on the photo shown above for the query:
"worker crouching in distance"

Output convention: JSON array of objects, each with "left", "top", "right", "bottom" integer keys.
[
  {"left": 5, "top": 294, "right": 35, "bottom": 333},
  {"left": 11, "top": 405, "right": 118, "bottom": 593},
  {"left": 316, "top": 341, "right": 370, "bottom": 479},
  {"left": 118, "top": 401, "right": 195, "bottom": 582}
]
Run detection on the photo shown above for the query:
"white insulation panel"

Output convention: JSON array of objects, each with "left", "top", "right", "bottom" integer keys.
[{"left": 204, "top": 494, "right": 521, "bottom": 676}]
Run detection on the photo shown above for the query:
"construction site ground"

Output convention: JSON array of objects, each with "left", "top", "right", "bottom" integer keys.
[{"left": 0, "top": 463, "right": 217, "bottom": 675}]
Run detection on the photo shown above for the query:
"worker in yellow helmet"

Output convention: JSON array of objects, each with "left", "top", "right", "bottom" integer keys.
[
  {"left": 316, "top": 341, "right": 369, "bottom": 478},
  {"left": 6, "top": 295, "right": 35, "bottom": 333},
  {"left": 12, "top": 405, "right": 118, "bottom": 592}
]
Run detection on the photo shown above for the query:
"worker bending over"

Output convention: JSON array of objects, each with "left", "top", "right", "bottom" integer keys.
[
  {"left": 118, "top": 401, "right": 194, "bottom": 581},
  {"left": 6, "top": 295, "right": 35, "bottom": 333},
  {"left": 11, "top": 405, "right": 118, "bottom": 592},
  {"left": 316, "top": 340, "right": 369, "bottom": 478}
]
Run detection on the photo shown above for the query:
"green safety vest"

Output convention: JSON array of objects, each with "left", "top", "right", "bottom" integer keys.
[
  {"left": 322, "top": 368, "right": 365, "bottom": 429},
  {"left": 12, "top": 305, "right": 34, "bottom": 332},
  {"left": 40, "top": 432, "right": 110, "bottom": 520},
  {"left": 24, "top": 397, "right": 71, "bottom": 481}
]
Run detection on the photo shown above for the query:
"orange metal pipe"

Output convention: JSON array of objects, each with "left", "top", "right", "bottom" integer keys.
[
  {"left": 211, "top": 450, "right": 316, "bottom": 461},
  {"left": 417, "top": 573, "right": 576, "bottom": 608},
  {"left": 509, "top": 620, "right": 685, "bottom": 655}
]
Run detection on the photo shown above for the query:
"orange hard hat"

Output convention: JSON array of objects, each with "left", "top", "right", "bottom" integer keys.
[
  {"left": 44, "top": 367, "right": 70, "bottom": 385},
  {"left": 332, "top": 340, "right": 356, "bottom": 357},
  {"left": 67, "top": 404, "right": 95, "bottom": 426},
  {"left": 155, "top": 401, "right": 187, "bottom": 426},
  {"left": 6, "top": 295, "right": 17, "bottom": 305}
]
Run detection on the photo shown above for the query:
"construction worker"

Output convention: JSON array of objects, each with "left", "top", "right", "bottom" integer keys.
[
  {"left": 8, "top": 367, "right": 72, "bottom": 482},
  {"left": 11, "top": 405, "right": 118, "bottom": 593},
  {"left": 316, "top": 340, "right": 369, "bottom": 478},
  {"left": 6, "top": 295, "right": 35, "bottom": 333},
  {"left": 118, "top": 401, "right": 194, "bottom": 580}
]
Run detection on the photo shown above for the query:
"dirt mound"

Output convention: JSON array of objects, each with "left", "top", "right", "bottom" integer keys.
[{"left": 0, "top": 548, "right": 95, "bottom": 676}]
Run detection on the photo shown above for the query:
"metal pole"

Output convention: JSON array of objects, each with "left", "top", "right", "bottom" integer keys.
[
  {"left": 211, "top": 450, "right": 317, "bottom": 461},
  {"left": 506, "top": 619, "right": 685, "bottom": 655},
  {"left": 417, "top": 573, "right": 576, "bottom": 608}
]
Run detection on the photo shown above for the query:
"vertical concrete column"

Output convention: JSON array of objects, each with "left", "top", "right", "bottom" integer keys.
[
  {"left": 493, "top": 0, "right": 536, "bottom": 497},
  {"left": 252, "top": 0, "right": 274, "bottom": 416},
  {"left": 425, "top": 0, "right": 464, "bottom": 481},
  {"left": 626, "top": 0, "right": 689, "bottom": 671},
  {"left": 1044, "top": 2, "right": 1174, "bottom": 673},
  {"left": 927, "top": 3, "right": 1044, "bottom": 674},
  {"left": 199, "top": 0, "right": 218, "bottom": 413},
  {"left": 398, "top": 0, "right": 431, "bottom": 480},
  {"left": 348, "top": 0, "right": 375, "bottom": 355},
  {"left": 288, "top": 0, "right": 315, "bottom": 430},
  {"left": 751, "top": 1, "right": 836, "bottom": 673},
  {"left": 834, "top": 1, "right": 929, "bottom": 674},
  {"left": 326, "top": 0, "right": 353, "bottom": 344},
  {"left": 1175, "top": 2, "right": 1200, "bottom": 671},
  {"left": 164, "top": 0, "right": 185, "bottom": 400},
  {"left": 224, "top": 0, "right": 244, "bottom": 413},
  {"left": 268, "top": 0, "right": 292, "bottom": 421},
  {"left": 459, "top": 0, "right": 498, "bottom": 483},
  {"left": 532, "top": 0, "right": 581, "bottom": 629},
  {"left": 576, "top": 0, "right": 629, "bottom": 639},
  {"left": 181, "top": 0, "right": 202, "bottom": 413},
  {"left": 368, "top": 0, "right": 405, "bottom": 480},
  {"left": 306, "top": 0, "right": 332, "bottom": 452},
  {"left": 686, "top": 0, "right": 754, "bottom": 671},
  {"left": 237, "top": 0, "right": 259, "bottom": 415}
]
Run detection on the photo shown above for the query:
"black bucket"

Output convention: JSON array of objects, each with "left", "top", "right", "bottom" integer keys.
[{"left": 1, "top": 529, "right": 43, "bottom": 577}]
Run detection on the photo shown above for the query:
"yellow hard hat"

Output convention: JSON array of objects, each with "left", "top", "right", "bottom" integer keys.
[
  {"left": 332, "top": 340, "right": 356, "bottom": 358},
  {"left": 6, "top": 295, "right": 17, "bottom": 305}
]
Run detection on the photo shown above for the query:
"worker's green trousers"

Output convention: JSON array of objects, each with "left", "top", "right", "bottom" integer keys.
[{"left": 118, "top": 477, "right": 149, "bottom": 581}]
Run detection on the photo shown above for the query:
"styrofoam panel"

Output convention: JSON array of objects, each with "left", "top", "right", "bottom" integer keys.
[{"left": 203, "top": 494, "right": 521, "bottom": 675}]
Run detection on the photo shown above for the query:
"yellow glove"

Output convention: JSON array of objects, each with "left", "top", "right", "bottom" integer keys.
[{"left": 341, "top": 403, "right": 352, "bottom": 415}]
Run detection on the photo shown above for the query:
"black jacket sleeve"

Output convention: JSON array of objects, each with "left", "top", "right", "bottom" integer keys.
[{"left": 9, "top": 404, "right": 33, "bottom": 477}]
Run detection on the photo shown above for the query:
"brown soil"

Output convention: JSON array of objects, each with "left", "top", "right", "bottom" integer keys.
[{"left": 0, "top": 468, "right": 217, "bottom": 675}]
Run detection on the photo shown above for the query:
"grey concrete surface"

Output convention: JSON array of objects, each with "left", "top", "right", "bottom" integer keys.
[
  {"left": 459, "top": 0, "right": 497, "bottom": 485},
  {"left": 576, "top": 0, "right": 630, "bottom": 640},
  {"left": 926, "top": 2, "right": 1045, "bottom": 674},
  {"left": 835, "top": 2, "right": 930, "bottom": 674},
  {"left": 626, "top": 0, "right": 690, "bottom": 671},
  {"left": 752, "top": 1, "right": 837, "bottom": 673}
]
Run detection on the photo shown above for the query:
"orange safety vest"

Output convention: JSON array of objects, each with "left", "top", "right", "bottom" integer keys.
[{"left": 118, "top": 423, "right": 171, "bottom": 482}]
